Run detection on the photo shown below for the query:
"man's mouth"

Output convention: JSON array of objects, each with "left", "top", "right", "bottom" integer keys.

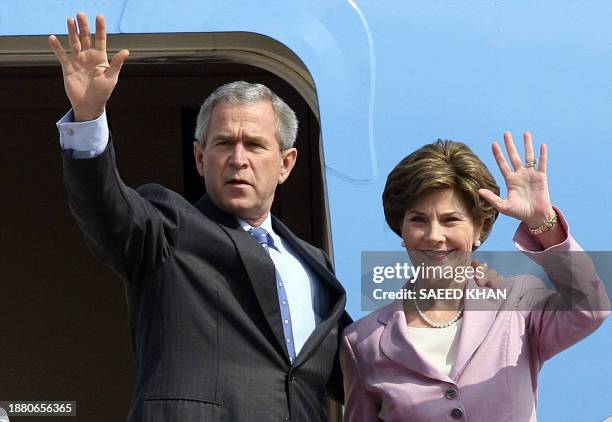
[{"left": 226, "top": 179, "right": 251, "bottom": 187}]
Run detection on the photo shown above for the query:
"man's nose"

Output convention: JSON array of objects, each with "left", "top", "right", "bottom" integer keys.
[{"left": 228, "top": 143, "right": 248, "bottom": 168}]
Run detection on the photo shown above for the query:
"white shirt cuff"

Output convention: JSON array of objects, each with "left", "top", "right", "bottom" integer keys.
[{"left": 56, "top": 109, "right": 109, "bottom": 159}]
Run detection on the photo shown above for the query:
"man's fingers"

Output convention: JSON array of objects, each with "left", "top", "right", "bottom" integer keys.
[
  {"left": 48, "top": 35, "right": 70, "bottom": 66},
  {"left": 76, "top": 12, "right": 91, "bottom": 50},
  {"left": 94, "top": 15, "right": 107, "bottom": 51},
  {"left": 108, "top": 49, "right": 130, "bottom": 78},
  {"left": 67, "top": 17, "right": 81, "bottom": 55},
  {"left": 471, "top": 260, "right": 484, "bottom": 286}
]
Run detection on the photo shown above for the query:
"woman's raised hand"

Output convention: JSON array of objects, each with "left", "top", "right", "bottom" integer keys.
[{"left": 479, "top": 132, "right": 555, "bottom": 228}]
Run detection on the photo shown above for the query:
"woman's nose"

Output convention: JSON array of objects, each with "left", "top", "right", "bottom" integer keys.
[{"left": 424, "top": 222, "right": 445, "bottom": 244}]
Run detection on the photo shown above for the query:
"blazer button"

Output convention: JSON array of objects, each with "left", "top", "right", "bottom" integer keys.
[
  {"left": 445, "top": 387, "right": 458, "bottom": 400},
  {"left": 282, "top": 417, "right": 291, "bottom": 422},
  {"left": 451, "top": 408, "right": 463, "bottom": 419},
  {"left": 289, "top": 375, "right": 296, "bottom": 382}
]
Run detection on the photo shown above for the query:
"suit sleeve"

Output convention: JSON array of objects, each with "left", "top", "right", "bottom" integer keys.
[
  {"left": 317, "top": 246, "right": 355, "bottom": 403},
  {"left": 326, "top": 310, "right": 353, "bottom": 403},
  {"left": 339, "top": 334, "right": 382, "bottom": 422},
  {"left": 514, "top": 208, "right": 610, "bottom": 361},
  {"left": 62, "top": 141, "right": 179, "bottom": 283}
]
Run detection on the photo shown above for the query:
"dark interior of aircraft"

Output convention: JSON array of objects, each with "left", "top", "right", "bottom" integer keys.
[{"left": 0, "top": 61, "right": 325, "bottom": 421}]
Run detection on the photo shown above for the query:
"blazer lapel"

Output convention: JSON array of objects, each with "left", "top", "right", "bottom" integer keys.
[
  {"left": 271, "top": 217, "right": 345, "bottom": 299},
  {"left": 378, "top": 301, "right": 454, "bottom": 384},
  {"left": 195, "top": 195, "right": 289, "bottom": 360},
  {"left": 449, "top": 280, "right": 503, "bottom": 381}
]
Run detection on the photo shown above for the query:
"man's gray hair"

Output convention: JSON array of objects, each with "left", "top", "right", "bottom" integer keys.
[{"left": 194, "top": 81, "right": 298, "bottom": 151}]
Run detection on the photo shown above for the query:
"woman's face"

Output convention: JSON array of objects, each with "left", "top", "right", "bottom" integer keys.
[{"left": 401, "top": 189, "right": 483, "bottom": 270}]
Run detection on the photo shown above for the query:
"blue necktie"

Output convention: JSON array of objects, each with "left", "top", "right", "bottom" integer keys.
[{"left": 249, "top": 227, "right": 297, "bottom": 363}]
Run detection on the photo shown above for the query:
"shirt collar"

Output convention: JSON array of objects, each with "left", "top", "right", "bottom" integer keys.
[{"left": 236, "top": 214, "right": 281, "bottom": 252}]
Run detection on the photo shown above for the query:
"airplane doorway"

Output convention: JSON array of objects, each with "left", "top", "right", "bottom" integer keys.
[{"left": 0, "top": 45, "right": 331, "bottom": 421}]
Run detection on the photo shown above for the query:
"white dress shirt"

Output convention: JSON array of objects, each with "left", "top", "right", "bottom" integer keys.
[
  {"left": 404, "top": 318, "right": 463, "bottom": 376},
  {"left": 237, "top": 217, "right": 321, "bottom": 355}
]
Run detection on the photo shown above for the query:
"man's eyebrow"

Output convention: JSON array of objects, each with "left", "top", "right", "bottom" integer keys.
[
  {"left": 210, "top": 134, "right": 269, "bottom": 144},
  {"left": 210, "top": 134, "right": 235, "bottom": 142},
  {"left": 243, "top": 135, "right": 268, "bottom": 144}
]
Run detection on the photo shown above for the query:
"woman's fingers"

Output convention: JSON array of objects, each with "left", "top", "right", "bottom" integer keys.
[
  {"left": 523, "top": 132, "right": 535, "bottom": 166},
  {"left": 538, "top": 143, "right": 547, "bottom": 173},
  {"left": 478, "top": 189, "right": 506, "bottom": 213},
  {"left": 492, "top": 142, "right": 512, "bottom": 179},
  {"left": 503, "top": 131, "right": 523, "bottom": 171}
]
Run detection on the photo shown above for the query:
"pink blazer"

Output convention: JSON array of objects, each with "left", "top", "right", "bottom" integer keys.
[{"left": 341, "top": 211, "right": 610, "bottom": 421}]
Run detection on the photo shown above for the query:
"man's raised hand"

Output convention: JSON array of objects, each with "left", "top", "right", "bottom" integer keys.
[{"left": 48, "top": 13, "right": 129, "bottom": 122}]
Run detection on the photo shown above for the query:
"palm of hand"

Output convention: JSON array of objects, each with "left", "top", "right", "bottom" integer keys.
[
  {"left": 64, "top": 50, "right": 114, "bottom": 108},
  {"left": 48, "top": 13, "right": 129, "bottom": 121},
  {"left": 501, "top": 169, "right": 550, "bottom": 222},
  {"left": 479, "top": 132, "right": 553, "bottom": 226}
]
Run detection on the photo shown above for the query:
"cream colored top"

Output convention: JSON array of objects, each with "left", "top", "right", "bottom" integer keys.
[{"left": 404, "top": 318, "right": 463, "bottom": 376}]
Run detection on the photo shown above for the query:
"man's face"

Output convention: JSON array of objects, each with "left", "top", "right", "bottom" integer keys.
[{"left": 193, "top": 100, "right": 297, "bottom": 225}]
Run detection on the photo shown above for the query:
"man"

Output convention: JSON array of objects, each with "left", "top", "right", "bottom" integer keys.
[{"left": 49, "top": 13, "right": 349, "bottom": 422}]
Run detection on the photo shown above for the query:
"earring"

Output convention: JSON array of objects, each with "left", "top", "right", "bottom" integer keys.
[{"left": 474, "top": 240, "right": 481, "bottom": 247}]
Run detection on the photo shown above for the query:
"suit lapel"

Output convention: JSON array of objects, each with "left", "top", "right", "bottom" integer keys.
[
  {"left": 272, "top": 217, "right": 345, "bottom": 299},
  {"left": 378, "top": 301, "right": 454, "bottom": 384},
  {"left": 378, "top": 283, "right": 504, "bottom": 384},
  {"left": 193, "top": 197, "right": 346, "bottom": 365},
  {"left": 449, "top": 280, "right": 502, "bottom": 380},
  {"left": 195, "top": 195, "right": 289, "bottom": 360}
]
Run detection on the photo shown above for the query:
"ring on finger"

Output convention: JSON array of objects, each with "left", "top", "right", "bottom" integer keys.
[{"left": 523, "top": 160, "right": 537, "bottom": 168}]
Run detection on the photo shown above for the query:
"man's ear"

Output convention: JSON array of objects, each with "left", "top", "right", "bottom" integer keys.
[
  {"left": 278, "top": 148, "right": 297, "bottom": 184},
  {"left": 193, "top": 141, "right": 205, "bottom": 177}
]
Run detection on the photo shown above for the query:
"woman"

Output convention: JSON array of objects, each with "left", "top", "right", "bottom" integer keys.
[{"left": 340, "top": 132, "right": 609, "bottom": 421}]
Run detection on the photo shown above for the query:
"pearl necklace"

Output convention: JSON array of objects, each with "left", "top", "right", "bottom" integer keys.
[{"left": 412, "top": 291, "right": 464, "bottom": 328}]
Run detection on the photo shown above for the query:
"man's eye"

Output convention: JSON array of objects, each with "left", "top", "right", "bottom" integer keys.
[{"left": 410, "top": 216, "right": 424, "bottom": 222}]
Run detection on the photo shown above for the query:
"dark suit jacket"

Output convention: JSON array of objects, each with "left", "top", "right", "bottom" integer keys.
[{"left": 62, "top": 143, "right": 350, "bottom": 422}]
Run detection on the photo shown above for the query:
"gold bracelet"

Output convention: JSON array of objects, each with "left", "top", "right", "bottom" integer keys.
[{"left": 528, "top": 211, "right": 558, "bottom": 235}]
